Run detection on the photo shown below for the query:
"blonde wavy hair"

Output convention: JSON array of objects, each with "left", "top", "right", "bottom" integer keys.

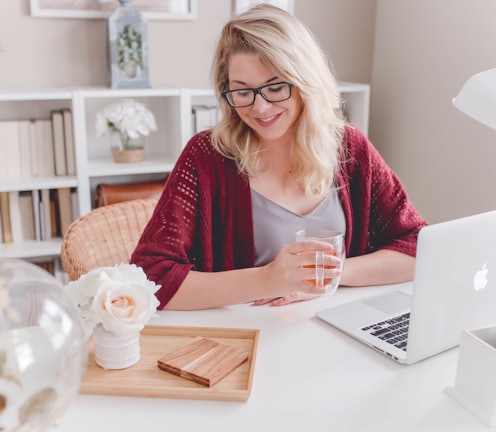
[{"left": 211, "top": 4, "right": 345, "bottom": 198}]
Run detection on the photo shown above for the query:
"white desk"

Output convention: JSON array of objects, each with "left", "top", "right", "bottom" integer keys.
[{"left": 56, "top": 284, "right": 495, "bottom": 432}]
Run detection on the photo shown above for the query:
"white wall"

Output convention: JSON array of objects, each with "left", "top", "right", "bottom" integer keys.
[
  {"left": 0, "top": 0, "right": 375, "bottom": 89},
  {"left": 371, "top": 0, "right": 496, "bottom": 223},
  {"left": 4, "top": 1, "right": 495, "bottom": 224}
]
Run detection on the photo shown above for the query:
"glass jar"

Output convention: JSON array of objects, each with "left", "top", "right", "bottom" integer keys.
[{"left": 0, "top": 259, "right": 88, "bottom": 432}]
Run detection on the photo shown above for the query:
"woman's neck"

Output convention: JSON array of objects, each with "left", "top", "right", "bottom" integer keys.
[{"left": 257, "top": 136, "right": 294, "bottom": 175}]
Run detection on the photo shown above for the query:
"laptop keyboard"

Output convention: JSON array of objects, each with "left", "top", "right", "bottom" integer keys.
[{"left": 361, "top": 313, "right": 410, "bottom": 351}]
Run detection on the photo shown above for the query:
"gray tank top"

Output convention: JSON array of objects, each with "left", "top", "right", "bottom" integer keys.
[{"left": 251, "top": 188, "right": 346, "bottom": 266}]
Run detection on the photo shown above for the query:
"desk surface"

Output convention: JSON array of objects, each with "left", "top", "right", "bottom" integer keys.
[{"left": 57, "top": 284, "right": 494, "bottom": 432}]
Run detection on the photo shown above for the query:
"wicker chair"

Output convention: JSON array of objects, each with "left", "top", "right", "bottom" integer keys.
[{"left": 61, "top": 198, "right": 157, "bottom": 281}]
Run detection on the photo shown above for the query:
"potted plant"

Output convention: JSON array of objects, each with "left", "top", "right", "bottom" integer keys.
[
  {"left": 95, "top": 98, "right": 157, "bottom": 163},
  {"left": 66, "top": 263, "right": 160, "bottom": 369}
]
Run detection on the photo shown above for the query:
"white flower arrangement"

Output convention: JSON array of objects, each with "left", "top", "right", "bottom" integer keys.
[
  {"left": 95, "top": 98, "right": 157, "bottom": 151},
  {"left": 66, "top": 263, "right": 160, "bottom": 336}
]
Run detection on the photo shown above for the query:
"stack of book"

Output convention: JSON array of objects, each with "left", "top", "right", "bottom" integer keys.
[
  {"left": 0, "top": 188, "right": 77, "bottom": 245},
  {"left": 0, "top": 108, "right": 76, "bottom": 179}
]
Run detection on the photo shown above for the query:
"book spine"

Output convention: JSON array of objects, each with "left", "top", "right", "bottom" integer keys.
[
  {"left": 40, "top": 188, "right": 52, "bottom": 241},
  {"left": 51, "top": 110, "right": 67, "bottom": 176},
  {"left": 18, "top": 190, "right": 36, "bottom": 241},
  {"left": 62, "top": 109, "right": 76, "bottom": 175},
  {"left": 31, "top": 190, "right": 41, "bottom": 241},
  {"left": 33, "top": 120, "right": 56, "bottom": 177},
  {"left": 0, "top": 121, "right": 21, "bottom": 180},
  {"left": 57, "top": 187, "right": 73, "bottom": 237},
  {"left": 17, "top": 120, "right": 33, "bottom": 178},
  {"left": 8, "top": 191, "right": 22, "bottom": 243},
  {"left": 0, "top": 191, "right": 12, "bottom": 245}
]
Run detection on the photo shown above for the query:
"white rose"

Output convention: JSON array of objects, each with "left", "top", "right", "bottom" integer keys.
[
  {"left": 66, "top": 264, "right": 160, "bottom": 335},
  {"left": 91, "top": 280, "right": 159, "bottom": 335},
  {"left": 94, "top": 99, "right": 157, "bottom": 140},
  {"left": 66, "top": 270, "right": 109, "bottom": 318}
]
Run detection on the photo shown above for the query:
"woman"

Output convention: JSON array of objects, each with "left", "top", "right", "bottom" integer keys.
[{"left": 131, "top": 4, "right": 427, "bottom": 310}]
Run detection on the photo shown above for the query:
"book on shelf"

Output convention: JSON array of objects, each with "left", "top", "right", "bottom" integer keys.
[
  {"left": 0, "top": 191, "right": 12, "bottom": 244},
  {"left": 0, "top": 121, "right": 21, "bottom": 180},
  {"left": 31, "top": 190, "right": 42, "bottom": 241},
  {"left": 191, "top": 105, "right": 219, "bottom": 133},
  {"left": 31, "top": 119, "right": 55, "bottom": 177},
  {"left": 18, "top": 191, "right": 36, "bottom": 241},
  {"left": 38, "top": 195, "right": 45, "bottom": 241},
  {"left": 34, "top": 259, "right": 55, "bottom": 276},
  {"left": 49, "top": 189, "right": 58, "bottom": 237},
  {"left": 57, "top": 187, "right": 73, "bottom": 237},
  {"left": 8, "top": 191, "right": 23, "bottom": 243},
  {"left": 62, "top": 109, "right": 76, "bottom": 175},
  {"left": 0, "top": 111, "right": 75, "bottom": 180},
  {"left": 2, "top": 188, "right": 76, "bottom": 244},
  {"left": 6, "top": 191, "right": 36, "bottom": 243},
  {"left": 29, "top": 258, "right": 68, "bottom": 281},
  {"left": 40, "top": 188, "right": 52, "bottom": 241},
  {"left": 17, "top": 120, "right": 33, "bottom": 178},
  {"left": 51, "top": 110, "right": 67, "bottom": 176},
  {"left": 28, "top": 119, "right": 39, "bottom": 177},
  {"left": 70, "top": 188, "right": 79, "bottom": 221}
]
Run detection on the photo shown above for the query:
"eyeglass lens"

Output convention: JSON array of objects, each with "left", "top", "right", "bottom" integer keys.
[{"left": 225, "top": 82, "right": 292, "bottom": 107}]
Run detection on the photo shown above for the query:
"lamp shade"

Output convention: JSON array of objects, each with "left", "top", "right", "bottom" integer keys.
[{"left": 452, "top": 67, "right": 496, "bottom": 130}]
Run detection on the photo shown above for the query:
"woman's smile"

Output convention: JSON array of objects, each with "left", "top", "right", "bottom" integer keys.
[{"left": 254, "top": 112, "right": 282, "bottom": 127}]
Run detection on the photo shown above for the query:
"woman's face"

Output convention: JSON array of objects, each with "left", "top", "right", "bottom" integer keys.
[{"left": 227, "top": 53, "right": 302, "bottom": 144}]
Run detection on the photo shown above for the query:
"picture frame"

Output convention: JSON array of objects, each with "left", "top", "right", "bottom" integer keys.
[
  {"left": 107, "top": 6, "right": 150, "bottom": 89},
  {"left": 233, "top": 0, "right": 294, "bottom": 15},
  {"left": 29, "top": 0, "right": 197, "bottom": 21}
]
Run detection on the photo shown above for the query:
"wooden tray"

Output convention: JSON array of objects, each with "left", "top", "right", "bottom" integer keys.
[{"left": 81, "top": 325, "right": 259, "bottom": 402}]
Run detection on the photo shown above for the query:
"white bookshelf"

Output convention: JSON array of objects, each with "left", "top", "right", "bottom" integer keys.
[
  {"left": 339, "top": 81, "right": 370, "bottom": 136},
  {"left": 0, "top": 83, "right": 370, "bottom": 261}
]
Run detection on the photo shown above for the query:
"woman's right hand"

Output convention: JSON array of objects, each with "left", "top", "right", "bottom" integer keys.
[{"left": 257, "top": 239, "right": 342, "bottom": 300}]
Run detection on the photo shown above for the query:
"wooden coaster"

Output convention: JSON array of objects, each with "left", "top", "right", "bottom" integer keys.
[{"left": 157, "top": 336, "right": 249, "bottom": 387}]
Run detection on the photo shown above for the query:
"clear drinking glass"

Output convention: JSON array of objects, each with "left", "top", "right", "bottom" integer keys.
[{"left": 295, "top": 229, "right": 345, "bottom": 295}]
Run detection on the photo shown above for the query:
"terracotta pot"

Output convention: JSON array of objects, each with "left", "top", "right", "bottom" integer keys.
[{"left": 111, "top": 147, "right": 144, "bottom": 163}]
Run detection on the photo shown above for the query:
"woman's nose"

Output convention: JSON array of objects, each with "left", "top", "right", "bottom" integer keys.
[{"left": 252, "top": 93, "right": 272, "bottom": 111}]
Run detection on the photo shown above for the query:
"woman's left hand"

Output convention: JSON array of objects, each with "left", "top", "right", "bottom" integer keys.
[{"left": 253, "top": 291, "right": 320, "bottom": 306}]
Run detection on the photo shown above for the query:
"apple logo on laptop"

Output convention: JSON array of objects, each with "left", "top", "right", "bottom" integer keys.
[{"left": 473, "top": 262, "right": 489, "bottom": 291}]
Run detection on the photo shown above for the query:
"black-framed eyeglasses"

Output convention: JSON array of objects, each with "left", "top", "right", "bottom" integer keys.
[{"left": 222, "top": 82, "right": 294, "bottom": 108}]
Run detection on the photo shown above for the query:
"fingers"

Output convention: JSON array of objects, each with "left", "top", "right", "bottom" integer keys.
[
  {"left": 296, "top": 252, "right": 341, "bottom": 268},
  {"left": 286, "top": 239, "right": 336, "bottom": 255},
  {"left": 271, "top": 291, "right": 319, "bottom": 306},
  {"left": 262, "top": 240, "right": 343, "bottom": 300},
  {"left": 252, "top": 292, "right": 320, "bottom": 307},
  {"left": 252, "top": 297, "right": 278, "bottom": 306}
]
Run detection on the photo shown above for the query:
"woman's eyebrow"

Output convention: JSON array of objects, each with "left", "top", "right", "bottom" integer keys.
[{"left": 229, "top": 76, "right": 280, "bottom": 86}]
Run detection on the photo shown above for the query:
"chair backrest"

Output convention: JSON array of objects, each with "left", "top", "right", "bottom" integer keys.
[{"left": 61, "top": 198, "right": 157, "bottom": 281}]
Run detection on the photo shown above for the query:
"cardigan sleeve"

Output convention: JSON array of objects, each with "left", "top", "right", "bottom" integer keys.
[
  {"left": 338, "top": 125, "right": 428, "bottom": 258},
  {"left": 130, "top": 131, "right": 254, "bottom": 308},
  {"left": 130, "top": 136, "right": 204, "bottom": 308}
]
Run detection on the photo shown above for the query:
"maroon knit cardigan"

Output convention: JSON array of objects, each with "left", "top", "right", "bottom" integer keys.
[{"left": 131, "top": 126, "right": 428, "bottom": 308}]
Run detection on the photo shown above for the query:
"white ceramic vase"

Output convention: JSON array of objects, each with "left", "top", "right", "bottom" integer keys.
[{"left": 93, "top": 324, "right": 141, "bottom": 370}]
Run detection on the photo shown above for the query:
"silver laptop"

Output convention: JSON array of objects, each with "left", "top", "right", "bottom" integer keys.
[{"left": 316, "top": 210, "right": 496, "bottom": 365}]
